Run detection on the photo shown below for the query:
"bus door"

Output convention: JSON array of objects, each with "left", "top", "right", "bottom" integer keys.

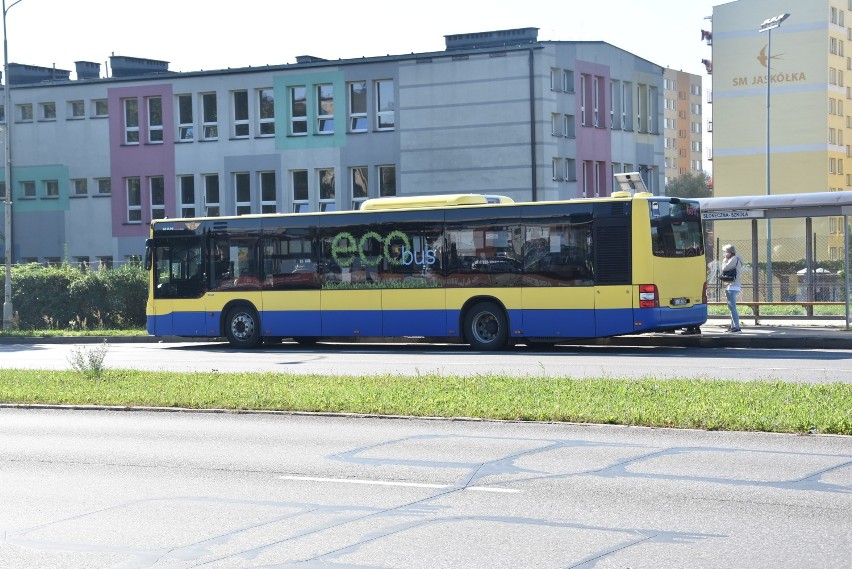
[
  {"left": 151, "top": 237, "right": 207, "bottom": 336},
  {"left": 319, "top": 216, "right": 383, "bottom": 337},
  {"left": 380, "top": 215, "right": 446, "bottom": 337},
  {"left": 520, "top": 218, "right": 595, "bottom": 338},
  {"left": 206, "top": 227, "right": 263, "bottom": 335},
  {"left": 259, "top": 220, "right": 322, "bottom": 338}
]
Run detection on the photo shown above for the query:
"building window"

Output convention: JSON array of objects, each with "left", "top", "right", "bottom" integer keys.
[
  {"left": 177, "top": 94, "right": 194, "bottom": 141},
  {"left": 150, "top": 176, "right": 166, "bottom": 220},
  {"left": 92, "top": 99, "right": 109, "bottom": 117},
  {"left": 830, "top": 157, "right": 837, "bottom": 173},
  {"left": 0, "top": 181, "right": 5, "bottom": 199},
  {"left": 349, "top": 81, "right": 367, "bottom": 132},
  {"left": 44, "top": 180, "right": 59, "bottom": 198},
  {"left": 18, "top": 103, "right": 33, "bottom": 122},
  {"left": 203, "top": 174, "right": 220, "bottom": 216},
  {"left": 318, "top": 168, "right": 335, "bottom": 211},
  {"left": 376, "top": 79, "right": 394, "bottom": 130},
  {"left": 179, "top": 175, "right": 195, "bottom": 217},
  {"left": 147, "top": 96, "right": 163, "bottom": 143},
  {"left": 43, "top": 257, "right": 61, "bottom": 267},
  {"left": 580, "top": 74, "right": 587, "bottom": 126},
  {"left": 290, "top": 86, "right": 307, "bottom": 135},
  {"left": 378, "top": 165, "right": 396, "bottom": 197},
  {"left": 233, "top": 90, "right": 249, "bottom": 138},
  {"left": 551, "top": 113, "right": 560, "bottom": 136},
  {"left": 73, "top": 256, "right": 90, "bottom": 269},
  {"left": 258, "top": 88, "right": 275, "bottom": 136},
  {"left": 96, "top": 178, "right": 111, "bottom": 195},
  {"left": 552, "top": 158, "right": 564, "bottom": 181},
  {"left": 98, "top": 256, "right": 113, "bottom": 269},
  {"left": 127, "top": 177, "right": 142, "bottom": 223},
  {"left": 21, "top": 180, "right": 35, "bottom": 198},
  {"left": 593, "top": 76, "right": 601, "bottom": 127},
  {"left": 292, "top": 170, "right": 309, "bottom": 212},
  {"left": 565, "top": 159, "right": 577, "bottom": 182},
  {"left": 72, "top": 179, "right": 87, "bottom": 196},
  {"left": 550, "top": 68, "right": 560, "bottom": 91},
  {"left": 235, "top": 172, "right": 251, "bottom": 215},
  {"left": 316, "top": 84, "right": 334, "bottom": 134},
  {"left": 123, "top": 98, "right": 139, "bottom": 144},
  {"left": 69, "top": 100, "right": 85, "bottom": 119},
  {"left": 40, "top": 102, "right": 56, "bottom": 120},
  {"left": 201, "top": 92, "right": 218, "bottom": 140},
  {"left": 260, "top": 171, "right": 277, "bottom": 213},
  {"left": 563, "top": 69, "right": 574, "bottom": 93},
  {"left": 351, "top": 166, "right": 368, "bottom": 209}
]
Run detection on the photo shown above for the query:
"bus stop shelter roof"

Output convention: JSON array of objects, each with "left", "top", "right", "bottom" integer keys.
[{"left": 695, "top": 191, "right": 852, "bottom": 219}]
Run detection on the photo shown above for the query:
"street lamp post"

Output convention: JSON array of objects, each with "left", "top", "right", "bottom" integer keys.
[
  {"left": 2, "top": 0, "right": 21, "bottom": 331},
  {"left": 758, "top": 12, "right": 790, "bottom": 302}
]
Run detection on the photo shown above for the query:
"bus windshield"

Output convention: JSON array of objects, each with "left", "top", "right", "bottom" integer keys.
[{"left": 649, "top": 200, "right": 704, "bottom": 258}]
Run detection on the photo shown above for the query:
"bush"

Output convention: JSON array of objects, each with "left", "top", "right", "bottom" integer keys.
[{"left": 9, "top": 263, "right": 147, "bottom": 330}]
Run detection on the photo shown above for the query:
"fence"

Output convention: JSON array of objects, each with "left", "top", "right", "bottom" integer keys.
[{"left": 704, "top": 218, "right": 850, "bottom": 321}]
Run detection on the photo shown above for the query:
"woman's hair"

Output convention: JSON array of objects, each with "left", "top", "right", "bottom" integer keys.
[{"left": 723, "top": 244, "right": 736, "bottom": 255}]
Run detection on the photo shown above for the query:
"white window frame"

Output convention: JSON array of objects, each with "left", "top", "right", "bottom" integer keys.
[
  {"left": 351, "top": 166, "right": 368, "bottom": 209},
  {"left": 21, "top": 180, "right": 35, "bottom": 198},
  {"left": 150, "top": 176, "right": 166, "bottom": 220},
  {"left": 258, "top": 88, "right": 275, "bottom": 136},
  {"left": 233, "top": 90, "right": 249, "bottom": 138},
  {"left": 235, "top": 172, "right": 251, "bottom": 215},
  {"left": 316, "top": 84, "right": 334, "bottom": 134},
  {"left": 40, "top": 102, "right": 56, "bottom": 121},
  {"left": 378, "top": 164, "right": 396, "bottom": 197},
  {"left": 147, "top": 96, "right": 163, "bottom": 143},
  {"left": 201, "top": 92, "right": 218, "bottom": 140},
  {"left": 318, "top": 168, "right": 336, "bottom": 211},
  {"left": 348, "top": 81, "right": 367, "bottom": 132},
  {"left": 44, "top": 179, "right": 59, "bottom": 198},
  {"left": 92, "top": 99, "right": 108, "bottom": 117},
  {"left": 260, "top": 171, "right": 277, "bottom": 213},
  {"left": 124, "top": 98, "right": 139, "bottom": 144},
  {"left": 179, "top": 175, "right": 196, "bottom": 217},
  {"left": 126, "top": 177, "right": 142, "bottom": 223},
  {"left": 69, "top": 100, "right": 85, "bottom": 119},
  {"left": 96, "top": 178, "right": 111, "bottom": 195},
  {"left": 72, "top": 179, "right": 88, "bottom": 196},
  {"left": 375, "top": 79, "right": 394, "bottom": 130},
  {"left": 290, "top": 86, "right": 307, "bottom": 136},
  {"left": 292, "top": 169, "right": 309, "bottom": 212},
  {"left": 177, "top": 94, "right": 194, "bottom": 141},
  {"left": 203, "top": 174, "right": 220, "bottom": 217}
]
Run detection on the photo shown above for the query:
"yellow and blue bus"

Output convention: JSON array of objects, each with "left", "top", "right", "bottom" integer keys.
[{"left": 145, "top": 192, "right": 707, "bottom": 350}]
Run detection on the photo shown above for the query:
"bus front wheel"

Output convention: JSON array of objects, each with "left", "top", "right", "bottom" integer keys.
[
  {"left": 224, "top": 305, "right": 262, "bottom": 349},
  {"left": 464, "top": 302, "right": 508, "bottom": 351}
]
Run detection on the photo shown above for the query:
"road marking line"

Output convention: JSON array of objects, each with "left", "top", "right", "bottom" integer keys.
[{"left": 278, "top": 475, "right": 518, "bottom": 493}]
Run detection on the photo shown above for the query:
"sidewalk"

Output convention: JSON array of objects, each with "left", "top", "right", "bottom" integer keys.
[{"left": 598, "top": 318, "right": 852, "bottom": 349}]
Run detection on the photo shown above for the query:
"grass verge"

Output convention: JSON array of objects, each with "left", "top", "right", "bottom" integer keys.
[{"left": 1, "top": 369, "right": 850, "bottom": 435}]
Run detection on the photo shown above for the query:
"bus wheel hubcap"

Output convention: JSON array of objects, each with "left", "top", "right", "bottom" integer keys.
[
  {"left": 473, "top": 313, "right": 498, "bottom": 342},
  {"left": 232, "top": 313, "right": 254, "bottom": 339}
]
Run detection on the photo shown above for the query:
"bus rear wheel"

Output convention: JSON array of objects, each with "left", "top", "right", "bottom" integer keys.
[
  {"left": 464, "top": 302, "right": 508, "bottom": 351},
  {"left": 224, "top": 305, "right": 262, "bottom": 349}
]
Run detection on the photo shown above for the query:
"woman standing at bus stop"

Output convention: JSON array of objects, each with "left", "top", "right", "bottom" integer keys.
[{"left": 721, "top": 244, "right": 743, "bottom": 332}]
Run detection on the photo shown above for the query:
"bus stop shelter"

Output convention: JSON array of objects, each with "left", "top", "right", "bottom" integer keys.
[{"left": 696, "top": 191, "right": 852, "bottom": 327}]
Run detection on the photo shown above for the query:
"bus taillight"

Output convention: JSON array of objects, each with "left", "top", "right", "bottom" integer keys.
[
  {"left": 639, "top": 284, "right": 659, "bottom": 308},
  {"left": 702, "top": 282, "right": 708, "bottom": 304}
]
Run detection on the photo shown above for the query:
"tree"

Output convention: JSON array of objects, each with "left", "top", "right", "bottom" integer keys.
[{"left": 665, "top": 172, "right": 712, "bottom": 199}]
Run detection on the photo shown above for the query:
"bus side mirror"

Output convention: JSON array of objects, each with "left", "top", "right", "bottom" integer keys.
[{"left": 144, "top": 239, "right": 153, "bottom": 271}]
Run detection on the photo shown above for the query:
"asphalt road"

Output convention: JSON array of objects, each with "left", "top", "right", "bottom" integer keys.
[
  {"left": 2, "top": 340, "right": 851, "bottom": 382},
  {"left": 1, "top": 408, "right": 850, "bottom": 568}
]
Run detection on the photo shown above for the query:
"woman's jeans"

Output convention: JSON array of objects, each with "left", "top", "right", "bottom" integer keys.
[{"left": 726, "top": 289, "right": 740, "bottom": 329}]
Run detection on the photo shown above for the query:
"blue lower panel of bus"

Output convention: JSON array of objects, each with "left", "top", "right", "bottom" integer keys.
[
  {"left": 634, "top": 305, "right": 708, "bottom": 331},
  {"left": 149, "top": 304, "right": 707, "bottom": 340},
  {"left": 521, "top": 309, "right": 597, "bottom": 338}
]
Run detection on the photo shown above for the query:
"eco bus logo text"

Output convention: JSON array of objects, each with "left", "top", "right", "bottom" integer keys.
[{"left": 331, "top": 230, "right": 437, "bottom": 268}]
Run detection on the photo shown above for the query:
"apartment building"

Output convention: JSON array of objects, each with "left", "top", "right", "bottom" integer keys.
[
  {"left": 662, "top": 68, "right": 704, "bottom": 186},
  {"left": 711, "top": 0, "right": 850, "bottom": 260},
  {"left": 0, "top": 28, "right": 673, "bottom": 266}
]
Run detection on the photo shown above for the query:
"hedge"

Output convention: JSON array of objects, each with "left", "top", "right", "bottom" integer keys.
[{"left": 7, "top": 263, "right": 147, "bottom": 330}]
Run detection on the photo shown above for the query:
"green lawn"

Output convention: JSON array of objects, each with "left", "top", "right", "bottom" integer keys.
[{"left": 2, "top": 369, "right": 849, "bottom": 435}]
